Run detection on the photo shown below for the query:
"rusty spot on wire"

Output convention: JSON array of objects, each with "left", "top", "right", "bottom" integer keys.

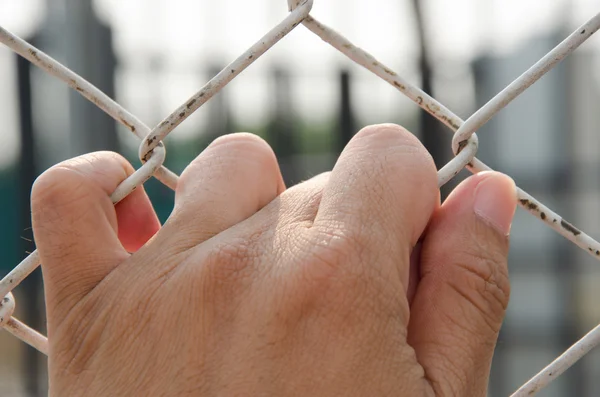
[
  {"left": 68, "top": 78, "right": 84, "bottom": 93},
  {"left": 426, "top": 103, "right": 441, "bottom": 114},
  {"left": 519, "top": 199, "right": 539, "bottom": 211},
  {"left": 561, "top": 219, "right": 581, "bottom": 236},
  {"left": 142, "top": 150, "right": 154, "bottom": 163},
  {"left": 186, "top": 99, "right": 196, "bottom": 109},
  {"left": 28, "top": 48, "right": 40, "bottom": 61},
  {"left": 457, "top": 140, "right": 469, "bottom": 153},
  {"left": 383, "top": 67, "right": 397, "bottom": 76},
  {"left": 440, "top": 115, "right": 460, "bottom": 129},
  {"left": 120, "top": 118, "right": 136, "bottom": 133},
  {"left": 393, "top": 81, "right": 405, "bottom": 90}
]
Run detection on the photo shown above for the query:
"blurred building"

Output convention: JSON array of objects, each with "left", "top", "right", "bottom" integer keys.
[{"left": 474, "top": 35, "right": 600, "bottom": 397}]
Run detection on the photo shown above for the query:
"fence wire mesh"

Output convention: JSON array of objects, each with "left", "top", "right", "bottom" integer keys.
[{"left": 0, "top": 1, "right": 599, "bottom": 395}]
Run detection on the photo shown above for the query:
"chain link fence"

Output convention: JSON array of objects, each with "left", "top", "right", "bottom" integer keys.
[{"left": 0, "top": 1, "right": 600, "bottom": 395}]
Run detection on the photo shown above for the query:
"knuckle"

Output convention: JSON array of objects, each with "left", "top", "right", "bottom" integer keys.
[
  {"left": 202, "top": 236, "right": 260, "bottom": 285},
  {"left": 298, "top": 226, "right": 402, "bottom": 321},
  {"left": 347, "top": 123, "right": 438, "bottom": 200},
  {"left": 209, "top": 132, "right": 276, "bottom": 163},
  {"left": 31, "top": 152, "right": 131, "bottom": 212},
  {"left": 211, "top": 131, "right": 267, "bottom": 147},
  {"left": 310, "top": 222, "right": 366, "bottom": 272},
  {"left": 180, "top": 133, "right": 279, "bottom": 194},
  {"left": 194, "top": 235, "right": 264, "bottom": 315},
  {"left": 352, "top": 123, "right": 427, "bottom": 155},
  {"left": 31, "top": 165, "right": 89, "bottom": 214},
  {"left": 288, "top": 227, "right": 356, "bottom": 302}
]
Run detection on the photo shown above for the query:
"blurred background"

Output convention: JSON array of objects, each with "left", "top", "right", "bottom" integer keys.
[{"left": 1, "top": 0, "right": 599, "bottom": 395}]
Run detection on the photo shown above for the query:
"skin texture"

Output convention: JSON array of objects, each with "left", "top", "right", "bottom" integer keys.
[{"left": 31, "top": 124, "right": 517, "bottom": 396}]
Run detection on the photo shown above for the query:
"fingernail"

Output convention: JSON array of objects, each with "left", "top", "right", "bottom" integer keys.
[{"left": 473, "top": 172, "right": 517, "bottom": 236}]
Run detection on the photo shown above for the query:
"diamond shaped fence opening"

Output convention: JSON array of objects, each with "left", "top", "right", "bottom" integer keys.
[{"left": 0, "top": 1, "right": 599, "bottom": 396}]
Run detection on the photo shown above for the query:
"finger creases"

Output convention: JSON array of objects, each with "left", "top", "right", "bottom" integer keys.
[
  {"left": 312, "top": 124, "right": 439, "bottom": 295},
  {"left": 31, "top": 151, "right": 159, "bottom": 318},
  {"left": 408, "top": 171, "right": 517, "bottom": 396},
  {"left": 163, "top": 133, "right": 285, "bottom": 250}
]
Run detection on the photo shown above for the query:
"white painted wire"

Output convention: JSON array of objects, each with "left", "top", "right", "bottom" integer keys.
[
  {"left": 0, "top": 26, "right": 179, "bottom": 191},
  {"left": 301, "top": 12, "right": 600, "bottom": 261},
  {"left": 511, "top": 324, "right": 600, "bottom": 396},
  {"left": 0, "top": 3, "right": 599, "bottom": 396},
  {"left": 137, "top": 0, "right": 314, "bottom": 161}
]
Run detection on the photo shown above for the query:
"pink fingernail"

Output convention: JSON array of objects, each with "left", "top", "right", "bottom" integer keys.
[{"left": 473, "top": 172, "right": 517, "bottom": 236}]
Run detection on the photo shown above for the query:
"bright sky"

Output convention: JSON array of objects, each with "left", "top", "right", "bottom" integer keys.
[{"left": 0, "top": 0, "right": 598, "bottom": 168}]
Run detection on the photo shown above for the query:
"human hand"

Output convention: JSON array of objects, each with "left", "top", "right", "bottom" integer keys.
[{"left": 32, "top": 124, "right": 517, "bottom": 396}]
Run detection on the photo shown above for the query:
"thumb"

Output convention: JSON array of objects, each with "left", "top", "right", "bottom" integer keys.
[
  {"left": 408, "top": 171, "right": 517, "bottom": 396},
  {"left": 31, "top": 152, "right": 160, "bottom": 327}
]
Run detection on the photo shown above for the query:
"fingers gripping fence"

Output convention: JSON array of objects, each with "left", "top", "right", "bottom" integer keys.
[{"left": 0, "top": 0, "right": 598, "bottom": 394}]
